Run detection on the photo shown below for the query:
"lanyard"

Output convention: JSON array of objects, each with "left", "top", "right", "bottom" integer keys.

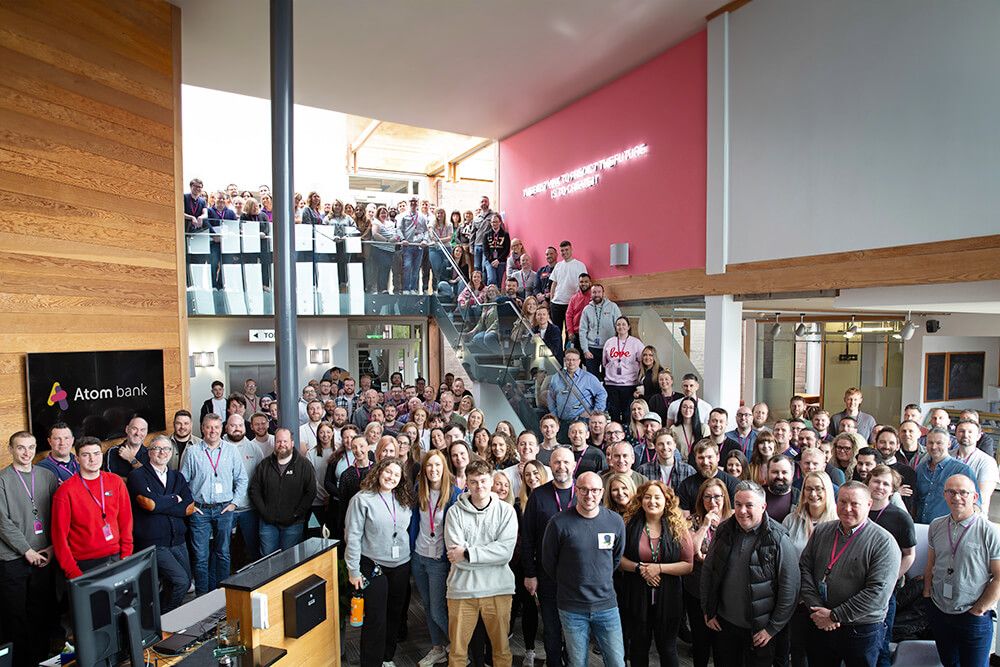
[
  {"left": 14, "top": 469, "right": 37, "bottom": 515},
  {"left": 738, "top": 433, "right": 753, "bottom": 457},
  {"left": 81, "top": 473, "right": 107, "bottom": 520},
  {"left": 205, "top": 447, "right": 223, "bottom": 477},
  {"left": 826, "top": 522, "right": 867, "bottom": 576},
  {"left": 644, "top": 524, "right": 661, "bottom": 563},
  {"left": 948, "top": 516, "right": 977, "bottom": 565},
  {"left": 640, "top": 447, "right": 656, "bottom": 466},
  {"left": 873, "top": 505, "right": 890, "bottom": 522},
  {"left": 554, "top": 485, "right": 574, "bottom": 512},
  {"left": 379, "top": 492, "right": 398, "bottom": 537},
  {"left": 660, "top": 464, "right": 673, "bottom": 486},
  {"left": 428, "top": 490, "right": 440, "bottom": 537},
  {"left": 51, "top": 455, "right": 78, "bottom": 476}
]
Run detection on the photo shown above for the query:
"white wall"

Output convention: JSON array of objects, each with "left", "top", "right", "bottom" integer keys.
[
  {"left": 901, "top": 314, "right": 1000, "bottom": 415},
  {"left": 714, "top": 0, "right": 1000, "bottom": 265},
  {"left": 187, "top": 317, "right": 349, "bottom": 412},
  {"left": 181, "top": 85, "right": 349, "bottom": 198}
]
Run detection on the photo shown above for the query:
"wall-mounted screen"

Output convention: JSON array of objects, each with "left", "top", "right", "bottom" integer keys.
[{"left": 26, "top": 350, "right": 166, "bottom": 443}]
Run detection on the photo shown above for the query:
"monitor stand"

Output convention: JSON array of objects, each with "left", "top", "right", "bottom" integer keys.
[{"left": 120, "top": 607, "right": 150, "bottom": 667}]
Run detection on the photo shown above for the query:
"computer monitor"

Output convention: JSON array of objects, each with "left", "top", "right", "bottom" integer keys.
[{"left": 69, "top": 547, "right": 162, "bottom": 667}]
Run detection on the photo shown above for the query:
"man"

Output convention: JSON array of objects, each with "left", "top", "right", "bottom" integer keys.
[
  {"left": 536, "top": 246, "right": 558, "bottom": 302},
  {"left": 702, "top": 481, "right": 799, "bottom": 666},
  {"left": 533, "top": 305, "right": 565, "bottom": 365},
  {"left": 811, "top": 410, "right": 833, "bottom": 442},
  {"left": 794, "top": 447, "right": 841, "bottom": 494},
  {"left": 704, "top": 408, "right": 741, "bottom": 466},
  {"left": 799, "top": 482, "right": 901, "bottom": 666},
  {"left": 243, "top": 378, "right": 261, "bottom": 414},
  {"left": 602, "top": 441, "right": 646, "bottom": 487},
  {"left": 901, "top": 404, "right": 924, "bottom": 431},
  {"left": 587, "top": 412, "right": 610, "bottom": 452},
  {"left": 536, "top": 414, "right": 561, "bottom": 465},
  {"left": 126, "top": 435, "right": 193, "bottom": 613},
  {"left": 299, "top": 399, "right": 325, "bottom": 453},
  {"left": 225, "top": 414, "right": 264, "bottom": 565},
  {"left": 422, "top": 385, "right": 441, "bottom": 416},
  {"left": 352, "top": 389, "right": 381, "bottom": 429},
  {"left": 752, "top": 402, "right": 771, "bottom": 432},
  {"left": 180, "top": 414, "right": 249, "bottom": 595},
  {"left": 522, "top": 447, "right": 575, "bottom": 666},
  {"left": 104, "top": 416, "right": 149, "bottom": 477},
  {"left": 51, "top": 437, "right": 133, "bottom": 578},
  {"left": 398, "top": 196, "right": 430, "bottom": 293},
  {"left": 953, "top": 418, "right": 998, "bottom": 515},
  {"left": 317, "top": 378, "right": 335, "bottom": 405},
  {"left": 499, "top": 276, "right": 524, "bottom": 312},
  {"left": 249, "top": 429, "right": 316, "bottom": 554},
  {"left": 788, "top": 418, "right": 809, "bottom": 445},
  {"left": 646, "top": 369, "right": 684, "bottom": 424},
  {"left": 924, "top": 474, "right": 1000, "bottom": 667},
  {"left": 548, "top": 240, "right": 588, "bottom": 336},
  {"left": 451, "top": 377, "right": 472, "bottom": 399},
  {"left": 897, "top": 419, "right": 925, "bottom": 466},
  {"left": 226, "top": 393, "right": 251, "bottom": 432},
  {"left": 772, "top": 420, "right": 797, "bottom": 458},
  {"left": 726, "top": 405, "right": 759, "bottom": 458},
  {"left": 578, "top": 283, "right": 621, "bottom": 379},
  {"left": 831, "top": 388, "right": 877, "bottom": 442},
  {"left": 0, "top": 432, "right": 61, "bottom": 666},
  {"left": 867, "top": 465, "right": 916, "bottom": 667},
  {"left": 298, "top": 385, "right": 317, "bottom": 425},
  {"left": 815, "top": 439, "right": 847, "bottom": 486},
  {"left": 631, "top": 412, "right": 663, "bottom": 465},
  {"left": 919, "top": 408, "right": 958, "bottom": 449},
  {"left": 853, "top": 447, "right": 883, "bottom": 483},
  {"left": 206, "top": 193, "right": 237, "bottom": 289},
  {"left": 788, "top": 396, "right": 810, "bottom": 424},
  {"left": 636, "top": 429, "right": 695, "bottom": 487},
  {"left": 564, "top": 273, "right": 592, "bottom": 351},
  {"left": 915, "top": 428, "right": 977, "bottom": 524},
  {"left": 183, "top": 177, "right": 207, "bottom": 232},
  {"left": 168, "top": 409, "right": 201, "bottom": 471},
  {"left": 764, "top": 456, "right": 799, "bottom": 522},
  {"left": 959, "top": 409, "right": 996, "bottom": 456},
  {"left": 677, "top": 440, "right": 740, "bottom": 512},
  {"left": 200, "top": 380, "right": 227, "bottom": 423},
  {"left": 438, "top": 391, "right": 467, "bottom": 429},
  {"left": 249, "top": 412, "right": 275, "bottom": 458},
  {"left": 547, "top": 349, "right": 608, "bottom": 429},
  {"left": 873, "top": 427, "right": 917, "bottom": 514},
  {"left": 471, "top": 195, "right": 494, "bottom": 275},
  {"left": 541, "top": 471, "right": 626, "bottom": 666},
  {"left": 37, "top": 421, "right": 78, "bottom": 483},
  {"left": 665, "top": 374, "right": 713, "bottom": 426},
  {"left": 838, "top": 416, "right": 858, "bottom": 436},
  {"left": 444, "top": 460, "right": 518, "bottom": 667},
  {"left": 567, "top": 420, "right": 607, "bottom": 477},
  {"left": 335, "top": 377, "right": 358, "bottom": 418},
  {"left": 502, "top": 431, "right": 551, "bottom": 498}
]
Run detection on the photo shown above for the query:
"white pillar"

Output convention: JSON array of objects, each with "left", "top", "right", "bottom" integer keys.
[
  {"left": 805, "top": 339, "right": 822, "bottom": 395},
  {"left": 703, "top": 295, "right": 743, "bottom": 415}
]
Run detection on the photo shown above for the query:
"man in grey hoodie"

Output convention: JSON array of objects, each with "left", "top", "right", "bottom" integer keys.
[{"left": 444, "top": 459, "right": 518, "bottom": 667}]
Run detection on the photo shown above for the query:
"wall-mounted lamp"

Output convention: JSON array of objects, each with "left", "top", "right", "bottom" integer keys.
[
  {"left": 192, "top": 351, "right": 216, "bottom": 368},
  {"left": 309, "top": 348, "right": 331, "bottom": 365}
]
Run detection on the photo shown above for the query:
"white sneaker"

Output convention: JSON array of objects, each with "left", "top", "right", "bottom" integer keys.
[
  {"left": 523, "top": 649, "right": 536, "bottom": 667},
  {"left": 382, "top": 662, "right": 396, "bottom": 667},
  {"left": 419, "top": 646, "right": 448, "bottom": 666}
]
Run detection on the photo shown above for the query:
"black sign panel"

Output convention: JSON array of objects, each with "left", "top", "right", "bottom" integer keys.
[{"left": 26, "top": 350, "right": 166, "bottom": 443}]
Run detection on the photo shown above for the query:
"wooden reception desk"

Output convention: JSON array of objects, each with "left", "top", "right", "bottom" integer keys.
[{"left": 220, "top": 538, "right": 341, "bottom": 667}]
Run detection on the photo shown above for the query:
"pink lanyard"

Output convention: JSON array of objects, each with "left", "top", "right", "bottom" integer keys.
[
  {"left": 205, "top": 448, "right": 222, "bottom": 476},
  {"left": 554, "top": 486, "right": 574, "bottom": 512},
  {"left": 826, "top": 522, "right": 866, "bottom": 576},
  {"left": 81, "top": 473, "right": 107, "bottom": 520}
]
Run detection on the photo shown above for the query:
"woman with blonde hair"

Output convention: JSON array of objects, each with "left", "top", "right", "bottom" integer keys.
[
  {"left": 518, "top": 459, "right": 549, "bottom": 509},
  {"left": 605, "top": 472, "right": 637, "bottom": 515},
  {"left": 831, "top": 432, "right": 864, "bottom": 481},
  {"left": 634, "top": 345, "right": 662, "bottom": 400},
  {"left": 458, "top": 396, "right": 477, "bottom": 420},
  {"left": 626, "top": 398, "right": 650, "bottom": 446}
]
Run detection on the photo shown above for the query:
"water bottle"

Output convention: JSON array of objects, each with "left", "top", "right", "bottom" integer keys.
[{"left": 349, "top": 590, "right": 365, "bottom": 627}]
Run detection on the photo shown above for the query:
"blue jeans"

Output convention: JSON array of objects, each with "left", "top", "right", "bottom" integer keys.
[
  {"left": 469, "top": 332, "right": 500, "bottom": 356},
  {"left": 258, "top": 521, "right": 305, "bottom": 556},
  {"left": 370, "top": 247, "right": 394, "bottom": 293},
  {"left": 411, "top": 553, "right": 450, "bottom": 646},
  {"left": 484, "top": 259, "right": 503, "bottom": 287},
  {"left": 402, "top": 245, "right": 425, "bottom": 291},
  {"left": 559, "top": 606, "right": 626, "bottom": 667},
  {"left": 929, "top": 603, "right": 995, "bottom": 667},
  {"left": 437, "top": 281, "right": 455, "bottom": 300},
  {"left": 473, "top": 244, "right": 484, "bottom": 275},
  {"left": 428, "top": 246, "right": 448, "bottom": 286},
  {"left": 877, "top": 590, "right": 897, "bottom": 667},
  {"left": 234, "top": 508, "right": 260, "bottom": 563},
  {"left": 189, "top": 505, "right": 235, "bottom": 595},
  {"left": 156, "top": 544, "right": 192, "bottom": 613},
  {"left": 807, "top": 621, "right": 884, "bottom": 667}
]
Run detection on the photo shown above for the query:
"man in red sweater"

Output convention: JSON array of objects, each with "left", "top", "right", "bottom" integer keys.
[
  {"left": 564, "top": 273, "right": 592, "bottom": 352},
  {"left": 51, "top": 437, "right": 133, "bottom": 578}
]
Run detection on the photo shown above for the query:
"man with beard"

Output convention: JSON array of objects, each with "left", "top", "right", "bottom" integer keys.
[
  {"left": 249, "top": 412, "right": 274, "bottom": 458},
  {"left": 677, "top": 439, "right": 739, "bottom": 512},
  {"left": 299, "top": 400, "right": 325, "bottom": 453},
  {"left": 578, "top": 283, "right": 621, "bottom": 379},
  {"left": 168, "top": 410, "right": 201, "bottom": 471},
  {"left": 763, "top": 456, "right": 798, "bottom": 522},
  {"left": 336, "top": 377, "right": 359, "bottom": 419}
]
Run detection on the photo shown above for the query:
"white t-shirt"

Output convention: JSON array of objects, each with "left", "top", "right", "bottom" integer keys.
[
  {"left": 959, "top": 447, "right": 999, "bottom": 493},
  {"left": 299, "top": 422, "right": 320, "bottom": 452},
  {"left": 253, "top": 435, "right": 275, "bottom": 459},
  {"left": 549, "top": 258, "right": 588, "bottom": 305}
]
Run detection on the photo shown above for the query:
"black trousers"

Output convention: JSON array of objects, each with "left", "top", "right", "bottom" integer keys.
[
  {"left": 629, "top": 606, "right": 680, "bottom": 667},
  {"left": 683, "top": 589, "right": 713, "bottom": 667},
  {"left": 0, "top": 557, "right": 61, "bottom": 667},
  {"left": 605, "top": 384, "right": 636, "bottom": 425},
  {"left": 713, "top": 616, "right": 784, "bottom": 667},
  {"left": 550, "top": 302, "right": 568, "bottom": 335},
  {"left": 359, "top": 557, "right": 410, "bottom": 667}
]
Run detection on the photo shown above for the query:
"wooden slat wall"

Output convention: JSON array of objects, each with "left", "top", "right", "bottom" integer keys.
[{"left": 0, "top": 0, "right": 186, "bottom": 466}]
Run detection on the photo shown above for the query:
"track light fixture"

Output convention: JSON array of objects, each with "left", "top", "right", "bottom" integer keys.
[{"left": 794, "top": 314, "right": 807, "bottom": 338}]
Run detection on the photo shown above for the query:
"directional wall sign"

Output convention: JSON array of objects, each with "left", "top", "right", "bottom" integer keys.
[{"left": 249, "top": 329, "right": 275, "bottom": 343}]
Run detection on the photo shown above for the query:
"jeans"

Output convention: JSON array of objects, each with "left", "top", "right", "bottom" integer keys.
[
  {"left": 929, "top": 603, "right": 995, "bottom": 667},
  {"left": 258, "top": 521, "right": 305, "bottom": 556},
  {"left": 877, "top": 590, "right": 897, "bottom": 667},
  {"left": 429, "top": 246, "right": 448, "bottom": 288},
  {"left": 484, "top": 259, "right": 503, "bottom": 287},
  {"left": 559, "top": 606, "right": 626, "bottom": 667},
  {"left": 189, "top": 505, "right": 235, "bottom": 595},
  {"left": 411, "top": 553, "right": 450, "bottom": 646},
  {"left": 234, "top": 508, "right": 260, "bottom": 564},
  {"left": 402, "top": 245, "right": 425, "bottom": 292},
  {"left": 807, "top": 621, "right": 884, "bottom": 667},
  {"left": 474, "top": 244, "right": 484, "bottom": 275},
  {"left": 437, "top": 281, "right": 455, "bottom": 300},
  {"left": 370, "top": 247, "right": 394, "bottom": 293},
  {"left": 469, "top": 332, "right": 501, "bottom": 356},
  {"left": 156, "top": 544, "right": 193, "bottom": 613}
]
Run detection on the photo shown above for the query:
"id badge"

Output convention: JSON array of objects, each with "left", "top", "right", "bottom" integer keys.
[
  {"left": 818, "top": 579, "right": 828, "bottom": 603},
  {"left": 102, "top": 523, "right": 115, "bottom": 542},
  {"left": 33, "top": 519, "right": 44, "bottom": 535},
  {"left": 943, "top": 581, "right": 954, "bottom": 599},
  {"left": 214, "top": 481, "right": 224, "bottom": 494},
  {"left": 391, "top": 545, "right": 400, "bottom": 559},
  {"left": 598, "top": 533, "right": 614, "bottom": 550}
]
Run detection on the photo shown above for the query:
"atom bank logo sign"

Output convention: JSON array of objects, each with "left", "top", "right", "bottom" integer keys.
[
  {"left": 47, "top": 382, "right": 69, "bottom": 409},
  {"left": 47, "top": 379, "right": 149, "bottom": 407}
]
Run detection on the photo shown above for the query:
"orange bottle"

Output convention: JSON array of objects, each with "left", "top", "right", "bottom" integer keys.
[{"left": 349, "top": 591, "right": 364, "bottom": 627}]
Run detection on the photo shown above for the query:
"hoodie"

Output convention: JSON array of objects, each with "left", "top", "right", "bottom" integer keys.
[{"left": 444, "top": 491, "right": 518, "bottom": 599}]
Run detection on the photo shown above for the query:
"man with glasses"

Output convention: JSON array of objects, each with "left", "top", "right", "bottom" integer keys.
[
  {"left": 924, "top": 475, "right": 1000, "bottom": 666},
  {"left": 915, "top": 428, "right": 976, "bottom": 524},
  {"left": 547, "top": 349, "right": 607, "bottom": 440},
  {"left": 541, "top": 471, "right": 625, "bottom": 666}
]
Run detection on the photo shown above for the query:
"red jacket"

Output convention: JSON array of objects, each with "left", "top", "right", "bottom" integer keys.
[
  {"left": 52, "top": 472, "right": 134, "bottom": 578},
  {"left": 565, "top": 289, "right": 591, "bottom": 336}
]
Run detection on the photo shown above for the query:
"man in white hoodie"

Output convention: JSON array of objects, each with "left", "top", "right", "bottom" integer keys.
[{"left": 444, "top": 459, "right": 519, "bottom": 667}]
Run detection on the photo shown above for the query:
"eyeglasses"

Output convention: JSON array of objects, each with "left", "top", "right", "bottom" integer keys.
[
  {"left": 804, "top": 486, "right": 825, "bottom": 494},
  {"left": 576, "top": 487, "right": 603, "bottom": 496},
  {"left": 944, "top": 489, "right": 973, "bottom": 498},
  {"left": 834, "top": 445, "right": 853, "bottom": 452},
  {"left": 703, "top": 494, "right": 725, "bottom": 502},
  {"left": 149, "top": 447, "right": 173, "bottom": 453}
]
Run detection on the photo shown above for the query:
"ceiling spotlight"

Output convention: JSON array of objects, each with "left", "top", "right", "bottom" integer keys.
[
  {"left": 844, "top": 316, "right": 858, "bottom": 339},
  {"left": 679, "top": 324, "right": 689, "bottom": 338},
  {"left": 769, "top": 313, "right": 782, "bottom": 337},
  {"left": 794, "top": 314, "right": 807, "bottom": 338},
  {"left": 899, "top": 316, "right": 917, "bottom": 341}
]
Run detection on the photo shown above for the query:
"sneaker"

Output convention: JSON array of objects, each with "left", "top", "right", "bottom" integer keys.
[
  {"left": 419, "top": 646, "right": 448, "bottom": 666},
  {"left": 382, "top": 662, "right": 396, "bottom": 667},
  {"left": 523, "top": 649, "right": 536, "bottom": 667}
]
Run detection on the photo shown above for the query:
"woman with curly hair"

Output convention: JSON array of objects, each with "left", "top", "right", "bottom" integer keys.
[
  {"left": 619, "top": 480, "right": 694, "bottom": 667},
  {"left": 487, "top": 432, "right": 517, "bottom": 471},
  {"left": 344, "top": 457, "right": 414, "bottom": 667}
]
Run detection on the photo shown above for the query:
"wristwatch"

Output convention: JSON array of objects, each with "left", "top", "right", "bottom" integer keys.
[{"left": 829, "top": 610, "right": 839, "bottom": 624}]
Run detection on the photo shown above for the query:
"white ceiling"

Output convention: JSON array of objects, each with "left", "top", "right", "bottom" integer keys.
[{"left": 173, "top": 0, "right": 716, "bottom": 139}]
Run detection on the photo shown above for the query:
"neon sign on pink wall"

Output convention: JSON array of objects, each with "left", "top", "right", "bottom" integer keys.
[{"left": 521, "top": 143, "right": 649, "bottom": 199}]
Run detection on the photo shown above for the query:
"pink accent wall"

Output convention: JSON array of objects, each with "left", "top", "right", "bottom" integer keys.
[{"left": 498, "top": 30, "right": 707, "bottom": 278}]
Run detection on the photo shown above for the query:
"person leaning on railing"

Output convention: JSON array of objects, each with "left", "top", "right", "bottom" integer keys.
[{"left": 370, "top": 205, "right": 400, "bottom": 294}]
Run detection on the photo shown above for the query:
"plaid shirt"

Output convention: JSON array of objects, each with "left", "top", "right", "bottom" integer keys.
[{"left": 335, "top": 394, "right": 356, "bottom": 417}]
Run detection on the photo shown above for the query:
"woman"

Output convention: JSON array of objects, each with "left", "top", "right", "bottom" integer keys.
[
  {"left": 399, "top": 432, "right": 421, "bottom": 483},
  {"left": 370, "top": 205, "right": 400, "bottom": 294},
  {"left": 408, "top": 450, "right": 461, "bottom": 667},
  {"left": 260, "top": 193, "right": 273, "bottom": 221},
  {"left": 605, "top": 472, "right": 637, "bottom": 515},
  {"left": 437, "top": 244, "right": 469, "bottom": 300},
  {"left": 457, "top": 270, "right": 487, "bottom": 322},
  {"left": 374, "top": 437, "right": 397, "bottom": 462},
  {"left": 508, "top": 296, "right": 539, "bottom": 363},
  {"left": 408, "top": 407, "right": 430, "bottom": 452},
  {"left": 482, "top": 213, "right": 511, "bottom": 287},
  {"left": 400, "top": 203, "right": 429, "bottom": 294},
  {"left": 448, "top": 440, "right": 475, "bottom": 490},
  {"left": 831, "top": 432, "right": 863, "bottom": 480},
  {"left": 303, "top": 421, "right": 336, "bottom": 532},
  {"left": 301, "top": 191, "right": 324, "bottom": 225},
  {"left": 465, "top": 285, "right": 502, "bottom": 356},
  {"left": 428, "top": 427, "right": 447, "bottom": 452},
  {"left": 240, "top": 197, "right": 272, "bottom": 289},
  {"left": 465, "top": 407, "right": 484, "bottom": 434},
  {"left": 684, "top": 478, "right": 733, "bottom": 667},
  {"left": 428, "top": 208, "right": 454, "bottom": 288},
  {"left": 495, "top": 421, "right": 515, "bottom": 440},
  {"left": 293, "top": 192, "right": 304, "bottom": 223},
  {"left": 364, "top": 421, "right": 383, "bottom": 450},
  {"left": 512, "top": 252, "right": 538, "bottom": 297},
  {"left": 669, "top": 397, "right": 703, "bottom": 461},
  {"left": 783, "top": 471, "right": 837, "bottom": 667},
  {"left": 505, "top": 238, "right": 524, "bottom": 279},
  {"left": 626, "top": 399, "right": 651, "bottom": 447},
  {"left": 634, "top": 346, "right": 662, "bottom": 400},
  {"left": 620, "top": 481, "right": 694, "bottom": 667},
  {"left": 324, "top": 426, "right": 366, "bottom": 538},
  {"left": 747, "top": 431, "right": 777, "bottom": 485},
  {"left": 604, "top": 317, "right": 646, "bottom": 424},
  {"left": 519, "top": 459, "right": 549, "bottom": 509},
  {"left": 345, "top": 458, "right": 414, "bottom": 667},
  {"left": 723, "top": 449, "right": 749, "bottom": 480},
  {"left": 487, "top": 433, "right": 517, "bottom": 471}
]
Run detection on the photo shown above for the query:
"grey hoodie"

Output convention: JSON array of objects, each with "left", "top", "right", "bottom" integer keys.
[
  {"left": 344, "top": 490, "right": 412, "bottom": 578},
  {"left": 444, "top": 492, "right": 518, "bottom": 599}
]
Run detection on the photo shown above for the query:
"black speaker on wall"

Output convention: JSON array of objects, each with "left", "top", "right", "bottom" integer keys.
[{"left": 926, "top": 319, "right": 941, "bottom": 334}]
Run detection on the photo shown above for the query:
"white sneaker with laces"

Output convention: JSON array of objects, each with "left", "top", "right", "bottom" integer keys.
[
  {"left": 523, "top": 649, "right": 536, "bottom": 667},
  {"left": 419, "top": 645, "right": 448, "bottom": 666}
]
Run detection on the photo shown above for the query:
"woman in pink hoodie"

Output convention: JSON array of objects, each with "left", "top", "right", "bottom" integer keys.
[{"left": 602, "top": 316, "right": 646, "bottom": 424}]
